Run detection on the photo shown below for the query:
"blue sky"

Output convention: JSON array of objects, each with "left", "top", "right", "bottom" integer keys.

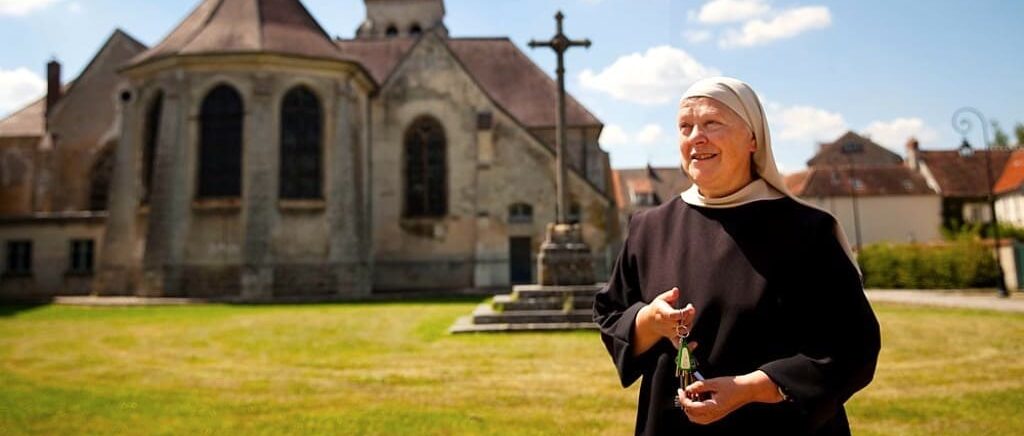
[{"left": 0, "top": 0, "right": 1021, "bottom": 172}]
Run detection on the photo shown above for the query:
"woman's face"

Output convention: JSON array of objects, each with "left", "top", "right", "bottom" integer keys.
[{"left": 677, "top": 97, "right": 757, "bottom": 198}]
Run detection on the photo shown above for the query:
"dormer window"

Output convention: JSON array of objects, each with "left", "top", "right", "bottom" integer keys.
[
  {"left": 410, "top": 23, "right": 423, "bottom": 36},
  {"left": 385, "top": 24, "right": 398, "bottom": 37}
]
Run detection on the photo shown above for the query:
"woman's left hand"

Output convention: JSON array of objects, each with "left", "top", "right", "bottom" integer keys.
[{"left": 679, "top": 370, "right": 783, "bottom": 425}]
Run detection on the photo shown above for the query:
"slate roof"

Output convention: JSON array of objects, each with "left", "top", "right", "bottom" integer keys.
[
  {"left": 917, "top": 149, "right": 1012, "bottom": 197},
  {"left": 130, "top": 0, "right": 348, "bottom": 67},
  {"left": 807, "top": 131, "right": 904, "bottom": 167},
  {"left": 791, "top": 165, "right": 935, "bottom": 197}
]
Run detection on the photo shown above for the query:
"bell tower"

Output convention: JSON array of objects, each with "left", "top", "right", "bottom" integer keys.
[{"left": 356, "top": 0, "right": 448, "bottom": 39}]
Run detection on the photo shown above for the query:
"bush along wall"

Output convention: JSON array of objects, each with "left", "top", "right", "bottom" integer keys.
[{"left": 857, "top": 240, "right": 1000, "bottom": 289}]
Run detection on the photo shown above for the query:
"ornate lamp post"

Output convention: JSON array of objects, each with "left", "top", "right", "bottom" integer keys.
[{"left": 953, "top": 107, "right": 1009, "bottom": 297}]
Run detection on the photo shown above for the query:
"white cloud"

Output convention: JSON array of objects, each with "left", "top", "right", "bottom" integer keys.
[
  {"left": 683, "top": 30, "right": 713, "bottom": 44},
  {"left": 579, "top": 45, "right": 720, "bottom": 105},
  {"left": 862, "top": 117, "right": 939, "bottom": 153},
  {"left": 697, "top": 0, "right": 770, "bottom": 24},
  {"left": 0, "top": 0, "right": 61, "bottom": 16},
  {"left": 600, "top": 124, "right": 629, "bottom": 146},
  {"left": 636, "top": 124, "right": 665, "bottom": 145},
  {"left": 771, "top": 104, "right": 848, "bottom": 142},
  {"left": 67, "top": 1, "right": 81, "bottom": 13},
  {"left": 0, "top": 67, "right": 46, "bottom": 116},
  {"left": 600, "top": 123, "right": 671, "bottom": 147},
  {"left": 719, "top": 6, "right": 831, "bottom": 48}
]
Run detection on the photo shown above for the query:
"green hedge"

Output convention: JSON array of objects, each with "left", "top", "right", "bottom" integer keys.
[{"left": 857, "top": 240, "right": 1000, "bottom": 289}]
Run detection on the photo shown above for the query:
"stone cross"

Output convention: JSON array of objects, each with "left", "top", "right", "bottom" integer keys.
[{"left": 529, "top": 11, "right": 590, "bottom": 224}]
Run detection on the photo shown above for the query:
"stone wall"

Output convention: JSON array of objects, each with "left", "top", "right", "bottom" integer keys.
[
  {"left": 371, "top": 34, "right": 612, "bottom": 291},
  {"left": 0, "top": 213, "right": 106, "bottom": 297}
]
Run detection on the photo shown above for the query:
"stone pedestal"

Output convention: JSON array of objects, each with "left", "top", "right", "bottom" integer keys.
[{"left": 537, "top": 223, "right": 594, "bottom": 286}]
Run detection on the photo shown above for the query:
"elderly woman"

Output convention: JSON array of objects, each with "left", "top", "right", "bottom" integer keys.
[{"left": 594, "top": 77, "right": 880, "bottom": 435}]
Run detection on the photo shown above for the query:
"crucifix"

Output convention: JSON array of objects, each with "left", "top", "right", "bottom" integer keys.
[{"left": 529, "top": 11, "right": 591, "bottom": 225}]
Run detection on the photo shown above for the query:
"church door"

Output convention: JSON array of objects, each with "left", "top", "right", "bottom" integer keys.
[{"left": 509, "top": 237, "right": 532, "bottom": 284}]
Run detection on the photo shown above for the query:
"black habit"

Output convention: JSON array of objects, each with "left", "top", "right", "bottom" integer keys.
[{"left": 594, "top": 196, "right": 881, "bottom": 435}]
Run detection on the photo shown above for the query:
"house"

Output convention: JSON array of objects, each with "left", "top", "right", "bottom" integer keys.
[{"left": 787, "top": 132, "right": 941, "bottom": 247}]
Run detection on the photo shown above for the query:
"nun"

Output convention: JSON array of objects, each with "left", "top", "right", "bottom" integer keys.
[{"left": 594, "top": 77, "right": 881, "bottom": 435}]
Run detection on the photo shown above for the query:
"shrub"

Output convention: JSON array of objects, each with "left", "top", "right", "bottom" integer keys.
[{"left": 858, "top": 239, "right": 1000, "bottom": 289}]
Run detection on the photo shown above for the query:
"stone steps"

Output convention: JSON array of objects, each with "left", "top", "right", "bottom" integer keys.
[
  {"left": 492, "top": 294, "right": 594, "bottom": 311},
  {"left": 449, "top": 283, "right": 604, "bottom": 333}
]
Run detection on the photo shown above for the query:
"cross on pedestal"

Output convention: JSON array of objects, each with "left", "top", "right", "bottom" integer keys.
[
  {"left": 529, "top": 11, "right": 590, "bottom": 225},
  {"left": 529, "top": 11, "right": 595, "bottom": 286}
]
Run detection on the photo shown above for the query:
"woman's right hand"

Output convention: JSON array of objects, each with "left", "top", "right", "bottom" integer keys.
[{"left": 633, "top": 287, "right": 697, "bottom": 355}]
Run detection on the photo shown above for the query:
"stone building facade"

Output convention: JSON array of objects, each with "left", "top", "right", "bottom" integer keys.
[{"left": 0, "top": 0, "right": 616, "bottom": 299}]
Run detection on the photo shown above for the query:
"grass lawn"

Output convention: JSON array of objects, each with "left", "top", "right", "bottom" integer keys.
[{"left": 0, "top": 300, "right": 1022, "bottom": 435}]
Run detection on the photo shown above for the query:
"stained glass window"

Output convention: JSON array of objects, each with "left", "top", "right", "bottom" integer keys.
[
  {"left": 280, "top": 86, "right": 322, "bottom": 199},
  {"left": 404, "top": 116, "right": 446, "bottom": 217},
  {"left": 198, "top": 85, "right": 243, "bottom": 198}
]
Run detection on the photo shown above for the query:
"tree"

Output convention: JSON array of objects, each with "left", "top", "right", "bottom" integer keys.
[
  {"left": 991, "top": 120, "right": 1010, "bottom": 149},
  {"left": 1014, "top": 122, "right": 1024, "bottom": 147}
]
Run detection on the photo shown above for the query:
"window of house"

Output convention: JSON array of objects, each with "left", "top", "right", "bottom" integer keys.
[
  {"left": 142, "top": 91, "right": 163, "bottom": 203},
  {"left": 409, "top": 23, "right": 423, "bottom": 36},
  {"left": 404, "top": 116, "right": 447, "bottom": 217},
  {"left": 68, "top": 239, "right": 95, "bottom": 275},
  {"left": 5, "top": 240, "right": 32, "bottom": 276},
  {"left": 279, "top": 86, "right": 322, "bottom": 199},
  {"left": 385, "top": 24, "right": 399, "bottom": 37},
  {"left": 632, "top": 192, "right": 658, "bottom": 207},
  {"left": 198, "top": 84, "right": 243, "bottom": 198},
  {"left": 508, "top": 203, "right": 533, "bottom": 224}
]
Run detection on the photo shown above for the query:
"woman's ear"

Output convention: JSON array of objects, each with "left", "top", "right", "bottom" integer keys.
[{"left": 748, "top": 134, "right": 757, "bottom": 152}]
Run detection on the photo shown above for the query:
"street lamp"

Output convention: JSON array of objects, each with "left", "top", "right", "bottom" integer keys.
[
  {"left": 953, "top": 107, "right": 1009, "bottom": 297},
  {"left": 841, "top": 142, "right": 864, "bottom": 252}
]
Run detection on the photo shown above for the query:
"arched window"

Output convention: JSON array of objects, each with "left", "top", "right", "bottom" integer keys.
[
  {"left": 198, "top": 85, "right": 243, "bottom": 198},
  {"left": 142, "top": 91, "right": 163, "bottom": 203},
  {"left": 385, "top": 24, "right": 399, "bottom": 37},
  {"left": 409, "top": 23, "right": 423, "bottom": 36},
  {"left": 279, "top": 86, "right": 322, "bottom": 199},
  {"left": 508, "top": 203, "right": 533, "bottom": 224},
  {"left": 404, "top": 116, "right": 446, "bottom": 217},
  {"left": 89, "top": 144, "right": 116, "bottom": 211}
]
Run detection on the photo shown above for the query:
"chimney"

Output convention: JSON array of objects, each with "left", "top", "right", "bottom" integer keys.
[
  {"left": 45, "top": 58, "right": 62, "bottom": 120},
  {"left": 906, "top": 137, "right": 920, "bottom": 171}
]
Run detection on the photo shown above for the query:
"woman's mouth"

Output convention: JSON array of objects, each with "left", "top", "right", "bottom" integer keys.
[{"left": 690, "top": 152, "right": 719, "bottom": 161}]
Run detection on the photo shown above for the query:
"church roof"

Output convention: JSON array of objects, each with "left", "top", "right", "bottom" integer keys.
[
  {"left": 130, "top": 0, "right": 347, "bottom": 67},
  {"left": 336, "top": 36, "right": 602, "bottom": 129},
  {"left": 0, "top": 98, "right": 46, "bottom": 138},
  {"left": 446, "top": 38, "right": 601, "bottom": 129}
]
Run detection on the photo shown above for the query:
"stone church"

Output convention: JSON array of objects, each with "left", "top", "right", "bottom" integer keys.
[{"left": 0, "top": 0, "right": 616, "bottom": 299}]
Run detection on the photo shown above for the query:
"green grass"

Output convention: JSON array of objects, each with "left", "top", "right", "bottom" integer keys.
[{"left": 0, "top": 301, "right": 1022, "bottom": 435}]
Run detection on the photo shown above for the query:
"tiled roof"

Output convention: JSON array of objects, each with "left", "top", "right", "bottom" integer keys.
[
  {"left": 130, "top": 0, "right": 348, "bottom": 67},
  {"left": 794, "top": 165, "right": 935, "bottom": 197},
  {"left": 918, "top": 149, "right": 1012, "bottom": 197},
  {"left": 0, "top": 97, "right": 45, "bottom": 138},
  {"left": 336, "top": 37, "right": 602, "bottom": 129},
  {"left": 446, "top": 38, "right": 601, "bottom": 128},
  {"left": 994, "top": 149, "right": 1024, "bottom": 195},
  {"left": 612, "top": 166, "right": 692, "bottom": 210},
  {"left": 807, "top": 131, "right": 904, "bottom": 167},
  {"left": 335, "top": 38, "right": 415, "bottom": 83}
]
